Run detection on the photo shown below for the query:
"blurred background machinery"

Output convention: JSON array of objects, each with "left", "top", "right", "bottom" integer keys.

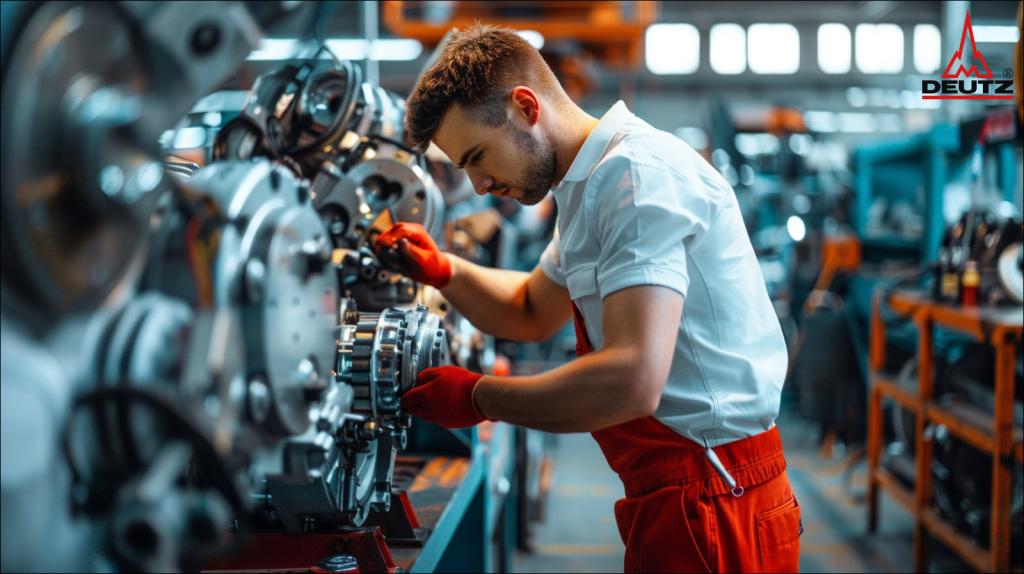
[{"left": 2, "top": 1, "right": 1024, "bottom": 574}]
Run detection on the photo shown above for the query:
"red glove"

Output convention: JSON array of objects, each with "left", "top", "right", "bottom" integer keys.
[
  {"left": 402, "top": 366, "right": 490, "bottom": 429},
  {"left": 374, "top": 223, "right": 452, "bottom": 288}
]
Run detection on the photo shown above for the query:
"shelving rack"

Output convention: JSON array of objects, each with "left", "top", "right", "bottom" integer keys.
[{"left": 866, "top": 289, "right": 1022, "bottom": 573}]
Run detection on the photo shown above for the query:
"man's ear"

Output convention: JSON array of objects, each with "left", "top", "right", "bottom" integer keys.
[{"left": 509, "top": 87, "right": 540, "bottom": 127}]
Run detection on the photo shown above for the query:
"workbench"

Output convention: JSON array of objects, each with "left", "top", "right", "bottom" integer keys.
[{"left": 204, "top": 422, "right": 518, "bottom": 573}]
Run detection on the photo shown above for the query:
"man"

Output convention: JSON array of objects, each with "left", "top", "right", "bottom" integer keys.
[{"left": 376, "top": 25, "right": 800, "bottom": 573}]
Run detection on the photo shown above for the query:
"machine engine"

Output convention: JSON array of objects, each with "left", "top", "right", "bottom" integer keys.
[{"left": 1, "top": 2, "right": 456, "bottom": 571}]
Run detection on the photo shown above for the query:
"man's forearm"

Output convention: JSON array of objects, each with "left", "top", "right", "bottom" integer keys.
[
  {"left": 440, "top": 255, "right": 541, "bottom": 341},
  {"left": 472, "top": 347, "right": 661, "bottom": 433}
]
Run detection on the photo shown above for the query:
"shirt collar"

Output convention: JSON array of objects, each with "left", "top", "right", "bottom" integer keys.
[{"left": 556, "top": 101, "right": 634, "bottom": 186}]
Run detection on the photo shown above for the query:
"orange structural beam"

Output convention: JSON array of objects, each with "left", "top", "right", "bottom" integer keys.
[{"left": 382, "top": 1, "right": 657, "bottom": 68}]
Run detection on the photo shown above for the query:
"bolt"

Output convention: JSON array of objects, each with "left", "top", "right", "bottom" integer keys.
[
  {"left": 244, "top": 259, "right": 266, "bottom": 303},
  {"left": 248, "top": 378, "right": 270, "bottom": 424},
  {"left": 296, "top": 358, "right": 319, "bottom": 387},
  {"left": 316, "top": 554, "right": 358, "bottom": 573},
  {"left": 191, "top": 23, "right": 221, "bottom": 56}
]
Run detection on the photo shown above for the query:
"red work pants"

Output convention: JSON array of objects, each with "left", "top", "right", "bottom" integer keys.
[{"left": 573, "top": 304, "right": 801, "bottom": 573}]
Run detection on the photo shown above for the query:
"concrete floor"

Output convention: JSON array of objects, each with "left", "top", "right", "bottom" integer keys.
[{"left": 514, "top": 408, "right": 972, "bottom": 573}]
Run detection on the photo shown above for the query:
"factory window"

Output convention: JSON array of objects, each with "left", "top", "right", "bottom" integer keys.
[
  {"left": 972, "top": 25, "right": 1021, "bottom": 43},
  {"left": 855, "top": 24, "right": 904, "bottom": 74},
  {"left": 913, "top": 24, "right": 941, "bottom": 74},
  {"left": 645, "top": 24, "right": 700, "bottom": 74},
  {"left": 710, "top": 24, "right": 746, "bottom": 75},
  {"left": 818, "top": 24, "right": 851, "bottom": 74},
  {"left": 748, "top": 24, "right": 799, "bottom": 74}
]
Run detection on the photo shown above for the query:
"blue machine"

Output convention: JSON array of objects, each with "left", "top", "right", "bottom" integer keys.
[{"left": 853, "top": 123, "right": 1019, "bottom": 263}]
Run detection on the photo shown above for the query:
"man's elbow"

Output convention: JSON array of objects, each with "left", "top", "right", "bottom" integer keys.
[{"left": 623, "top": 364, "right": 667, "bottom": 419}]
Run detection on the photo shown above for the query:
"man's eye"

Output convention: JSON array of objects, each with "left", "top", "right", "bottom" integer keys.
[{"left": 472, "top": 151, "right": 484, "bottom": 164}]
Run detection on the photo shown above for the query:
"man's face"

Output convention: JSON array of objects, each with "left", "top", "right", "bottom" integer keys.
[{"left": 432, "top": 101, "right": 557, "bottom": 206}]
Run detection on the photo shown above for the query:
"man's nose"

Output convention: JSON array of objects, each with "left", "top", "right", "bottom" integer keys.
[{"left": 468, "top": 171, "right": 493, "bottom": 196}]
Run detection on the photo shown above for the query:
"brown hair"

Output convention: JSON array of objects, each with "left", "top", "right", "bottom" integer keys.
[{"left": 404, "top": 24, "right": 565, "bottom": 152}]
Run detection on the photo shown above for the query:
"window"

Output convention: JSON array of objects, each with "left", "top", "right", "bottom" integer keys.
[
  {"left": 710, "top": 24, "right": 746, "bottom": 75},
  {"left": 913, "top": 24, "right": 941, "bottom": 74},
  {"left": 855, "top": 24, "right": 904, "bottom": 74},
  {"left": 972, "top": 26, "right": 1020, "bottom": 43},
  {"left": 818, "top": 24, "right": 851, "bottom": 74},
  {"left": 748, "top": 24, "right": 800, "bottom": 74},
  {"left": 646, "top": 24, "right": 700, "bottom": 74}
]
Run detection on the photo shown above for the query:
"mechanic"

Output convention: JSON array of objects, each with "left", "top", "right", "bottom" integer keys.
[{"left": 376, "top": 25, "right": 800, "bottom": 573}]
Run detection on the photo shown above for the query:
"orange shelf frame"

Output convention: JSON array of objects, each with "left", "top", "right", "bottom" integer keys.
[{"left": 867, "top": 289, "right": 1022, "bottom": 573}]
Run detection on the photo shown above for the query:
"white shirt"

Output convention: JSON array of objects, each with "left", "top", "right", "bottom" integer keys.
[{"left": 538, "top": 102, "right": 788, "bottom": 447}]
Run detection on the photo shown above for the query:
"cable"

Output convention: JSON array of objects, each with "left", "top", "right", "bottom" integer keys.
[
  {"left": 63, "top": 386, "right": 247, "bottom": 519},
  {"left": 365, "top": 134, "right": 418, "bottom": 156}
]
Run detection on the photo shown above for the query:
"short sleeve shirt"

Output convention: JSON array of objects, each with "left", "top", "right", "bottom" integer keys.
[{"left": 539, "top": 102, "right": 788, "bottom": 447}]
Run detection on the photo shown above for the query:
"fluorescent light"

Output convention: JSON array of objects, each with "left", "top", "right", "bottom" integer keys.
[
  {"left": 517, "top": 30, "right": 545, "bottom": 50},
  {"left": 748, "top": 24, "right": 800, "bottom": 74},
  {"left": 876, "top": 113, "right": 904, "bottom": 132},
  {"left": 787, "top": 216, "right": 807, "bottom": 242},
  {"left": 324, "top": 39, "right": 368, "bottom": 60},
  {"left": 804, "top": 111, "right": 839, "bottom": 133},
  {"left": 913, "top": 24, "right": 941, "bottom": 74},
  {"left": 818, "top": 24, "right": 851, "bottom": 74},
  {"left": 855, "top": 24, "right": 904, "bottom": 74},
  {"left": 710, "top": 24, "right": 746, "bottom": 75},
  {"left": 645, "top": 24, "right": 700, "bottom": 74},
  {"left": 369, "top": 39, "right": 422, "bottom": 60},
  {"left": 972, "top": 26, "right": 1020, "bottom": 43},
  {"left": 674, "top": 127, "right": 709, "bottom": 150},
  {"left": 248, "top": 39, "right": 304, "bottom": 60},
  {"left": 248, "top": 38, "right": 423, "bottom": 61},
  {"left": 838, "top": 112, "right": 878, "bottom": 133}
]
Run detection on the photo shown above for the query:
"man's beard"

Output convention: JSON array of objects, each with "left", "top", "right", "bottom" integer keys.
[{"left": 507, "top": 121, "right": 557, "bottom": 206}]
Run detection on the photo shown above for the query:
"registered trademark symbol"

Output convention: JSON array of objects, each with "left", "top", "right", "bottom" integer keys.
[{"left": 1004, "top": 68, "right": 1014, "bottom": 78}]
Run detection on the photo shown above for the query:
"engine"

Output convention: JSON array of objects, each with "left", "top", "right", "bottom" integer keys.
[{"left": 0, "top": 2, "right": 457, "bottom": 571}]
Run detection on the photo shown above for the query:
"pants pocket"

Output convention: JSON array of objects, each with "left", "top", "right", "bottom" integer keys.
[{"left": 756, "top": 497, "right": 801, "bottom": 573}]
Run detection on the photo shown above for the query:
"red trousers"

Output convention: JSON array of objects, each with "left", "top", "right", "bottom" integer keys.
[{"left": 573, "top": 304, "right": 801, "bottom": 573}]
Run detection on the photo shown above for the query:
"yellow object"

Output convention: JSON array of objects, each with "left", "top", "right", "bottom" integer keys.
[{"left": 962, "top": 261, "right": 981, "bottom": 288}]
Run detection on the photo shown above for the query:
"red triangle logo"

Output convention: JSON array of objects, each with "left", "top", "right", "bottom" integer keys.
[{"left": 942, "top": 11, "right": 994, "bottom": 78}]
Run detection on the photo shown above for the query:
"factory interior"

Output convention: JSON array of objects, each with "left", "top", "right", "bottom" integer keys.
[{"left": 1, "top": 1, "right": 1022, "bottom": 573}]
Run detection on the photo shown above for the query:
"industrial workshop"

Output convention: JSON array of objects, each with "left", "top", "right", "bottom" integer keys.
[{"left": 1, "top": 1, "right": 1022, "bottom": 573}]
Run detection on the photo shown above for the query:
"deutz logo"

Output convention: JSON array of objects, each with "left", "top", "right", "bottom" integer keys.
[{"left": 922, "top": 11, "right": 1014, "bottom": 100}]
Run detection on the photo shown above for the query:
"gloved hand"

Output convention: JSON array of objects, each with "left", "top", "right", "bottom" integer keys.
[
  {"left": 374, "top": 223, "right": 452, "bottom": 288},
  {"left": 402, "top": 366, "right": 490, "bottom": 429}
]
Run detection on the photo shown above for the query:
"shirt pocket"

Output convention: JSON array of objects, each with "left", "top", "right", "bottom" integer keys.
[{"left": 565, "top": 264, "right": 598, "bottom": 302}]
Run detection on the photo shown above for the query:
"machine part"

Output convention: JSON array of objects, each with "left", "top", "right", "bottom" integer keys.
[
  {"left": 999, "top": 243, "right": 1024, "bottom": 304},
  {"left": 266, "top": 305, "right": 449, "bottom": 530},
  {"left": 313, "top": 158, "right": 445, "bottom": 249},
  {"left": 177, "top": 160, "right": 339, "bottom": 438},
  {"left": 1, "top": 318, "right": 96, "bottom": 573},
  {"left": 338, "top": 306, "right": 449, "bottom": 416},
  {"left": 0, "top": 2, "right": 260, "bottom": 325}
]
